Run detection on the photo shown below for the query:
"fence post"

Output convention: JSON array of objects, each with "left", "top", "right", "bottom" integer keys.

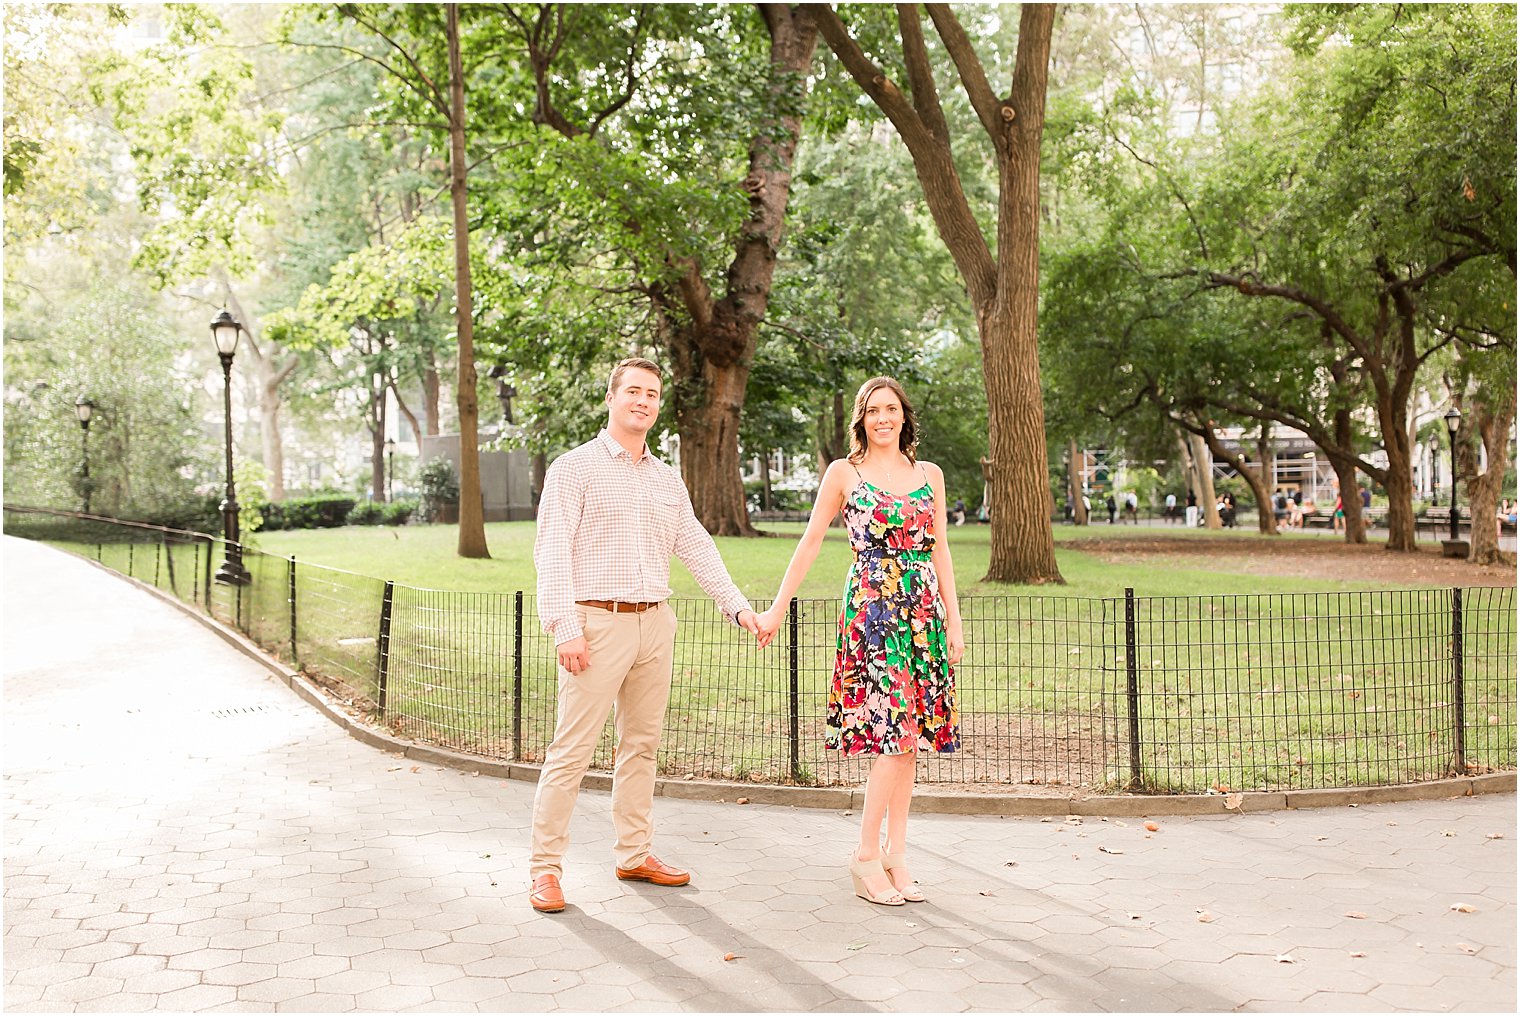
[
  {"left": 127, "top": 541, "right": 134, "bottom": 577},
  {"left": 288, "top": 556, "right": 298, "bottom": 665},
  {"left": 1125, "top": 587, "right": 1143, "bottom": 790},
  {"left": 788, "top": 597, "right": 801, "bottom": 783},
  {"left": 1452, "top": 587, "right": 1466, "bottom": 776},
  {"left": 377, "top": 580, "right": 395, "bottom": 719},
  {"left": 512, "top": 590, "right": 524, "bottom": 763},
  {"left": 203, "top": 537, "right": 212, "bottom": 609}
]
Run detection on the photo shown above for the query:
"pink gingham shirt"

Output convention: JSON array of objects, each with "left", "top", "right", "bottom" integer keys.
[{"left": 534, "top": 430, "right": 752, "bottom": 646}]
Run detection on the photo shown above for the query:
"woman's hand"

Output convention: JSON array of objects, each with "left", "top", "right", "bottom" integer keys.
[
  {"left": 754, "top": 605, "right": 785, "bottom": 650},
  {"left": 946, "top": 619, "right": 965, "bottom": 666}
]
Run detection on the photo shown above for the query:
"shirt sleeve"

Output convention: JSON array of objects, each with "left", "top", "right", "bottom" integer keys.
[
  {"left": 671, "top": 485, "right": 752, "bottom": 625},
  {"left": 534, "top": 457, "right": 584, "bottom": 646}
]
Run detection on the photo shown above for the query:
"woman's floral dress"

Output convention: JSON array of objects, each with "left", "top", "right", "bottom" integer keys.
[{"left": 826, "top": 471, "right": 960, "bottom": 756}]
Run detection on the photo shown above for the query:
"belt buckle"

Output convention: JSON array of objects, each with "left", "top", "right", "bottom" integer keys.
[{"left": 633, "top": 602, "right": 650, "bottom": 614}]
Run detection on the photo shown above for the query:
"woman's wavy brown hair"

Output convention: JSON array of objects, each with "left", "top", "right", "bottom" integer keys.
[{"left": 847, "top": 376, "right": 918, "bottom": 464}]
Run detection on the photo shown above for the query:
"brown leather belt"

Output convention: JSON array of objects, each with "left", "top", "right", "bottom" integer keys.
[{"left": 577, "top": 599, "right": 662, "bottom": 613}]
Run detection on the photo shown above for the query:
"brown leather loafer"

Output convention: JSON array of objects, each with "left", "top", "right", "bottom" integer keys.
[
  {"left": 615, "top": 853, "right": 691, "bottom": 886},
  {"left": 529, "top": 873, "right": 565, "bottom": 913}
]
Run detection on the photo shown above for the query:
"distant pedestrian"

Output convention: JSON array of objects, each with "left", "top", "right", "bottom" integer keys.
[
  {"left": 1272, "top": 489, "right": 1287, "bottom": 524},
  {"left": 1164, "top": 491, "right": 1177, "bottom": 523},
  {"left": 1105, "top": 494, "right": 1117, "bottom": 524},
  {"left": 1333, "top": 492, "right": 1346, "bottom": 535},
  {"left": 1123, "top": 491, "right": 1138, "bottom": 524},
  {"left": 1185, "top": 490, "right": 1199, "bottom": 528},
  {"left": 953, "top": 497, "right": 966, "bottom": 526}
]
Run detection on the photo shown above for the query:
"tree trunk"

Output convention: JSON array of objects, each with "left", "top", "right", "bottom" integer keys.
[
  {"left": 981, "top": 5, "right": 1061, "bottom": 583},
  {"left": 981, "top": 305, "right": 1062, "bottom": 581},
  {"left": 1068, "top": 438, "right": 1088, "bottom": 525},
  {"left": 369, "top": 374, "right": 386, "bottom": 503},
  {"left": 1199, "top": 423, "right": 1276, "bottom": 535},
  {"left": 423, "top": 358, "right": 441, "bottom": 436},
  {"left": 1186, "top": 431, "right": 1221, "bottom": 528},
  {"left": 447, "top": 3, "right": 489, "bottom": 558},
  {"left": 663, "top": 5, "right": 817, "bottom": 536},
  {"left": 1254, "top": 426, "right": 1276, "bottom": 535},
  {"left": 1464, "top": 391, "right": 1515, "bottom": 565},
  {"left": 1374, "top": 392, "right": 1416, "bottom": 552},
  {"left": 1329, "top": 391, "right": 1367, "bottom": 543},
  {"left": 676, "top": 354, "right": 755, "bottom": 537}
]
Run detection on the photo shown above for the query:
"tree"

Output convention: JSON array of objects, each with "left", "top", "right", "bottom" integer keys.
[
  {"left": 812, "top": 3, "right": 1063, "bottom": 584},
  {"left": 498, "top": 3, "right": 820, "bottom": 536}
]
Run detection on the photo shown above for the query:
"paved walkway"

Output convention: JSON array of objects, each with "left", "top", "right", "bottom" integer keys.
[{"left": 3, "top": 536, "right": 1515, "bottom": 1013}]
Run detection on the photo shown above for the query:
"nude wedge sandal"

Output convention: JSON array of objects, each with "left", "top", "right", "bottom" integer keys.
[
  {"left": 849, "top": 851, "right": 906, "bottom": 906},
  {"left": 882, "top": 852, "right": 925, "bottom": 902}
]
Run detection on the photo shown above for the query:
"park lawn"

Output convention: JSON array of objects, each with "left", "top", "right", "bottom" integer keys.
[{"left": 252, "top": 520, "right": 1397, "bottom": 602}]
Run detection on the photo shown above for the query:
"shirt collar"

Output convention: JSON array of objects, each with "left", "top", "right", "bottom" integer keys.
[{"left": 597, "top": 428, "right": 652, "bottom": 463}]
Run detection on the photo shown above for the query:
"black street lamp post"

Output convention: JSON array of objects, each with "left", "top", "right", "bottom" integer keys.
[
  {"left": 212, "top": 310, "right": 251, "bottom": 585},
  {"left": 385, "top": 438, "right": 396, "bottom": 502},
  {"left": 1444, "top": 407, "right": 1463, "bottom": 544},
  {"left": 74, "top": 396, "right": 94, "bottom": 514}
]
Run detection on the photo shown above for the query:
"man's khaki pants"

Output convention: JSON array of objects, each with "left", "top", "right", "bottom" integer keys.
[{"left": 529, "top": 603, "right": 678, "bottom": 880}]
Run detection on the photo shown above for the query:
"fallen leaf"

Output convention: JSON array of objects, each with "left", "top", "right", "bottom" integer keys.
[
  {"left": 845, "top": 942, "right": 866, "bottom": 952},
  {"left": 1316, "top": 836, "right": 1329, "bottom": 842},
  {"left": 1450, "top": 903, "right": 1477, "bottom": 914},
  {"left": 1275, "top": 954, "right": 1296, "bottom": 964},
  {"left": 723, "top": 952, "right": 741, "bottom": 962},
  {"left": 410, "top": 766, "right": 421, "bottom": 773},
  {"left": 1003, "top": 860, "right": 1018, "bottom": 868},
  {"left": 1128, "top": 912, "right": 1143, "bottom": 921},
  {"left": 1197, "top": 911, "right": 1216, "bottom": 923},
  {"left": 1486, "top": 832, "right": 1505, "bottom": 840},
  {"left": 387, "top": 766, "right": 403, "bottom": 772},
  {"left": 1457, "top": 943, "right": 1478, "bottom": 955},
  {"left": 479, "top": 853, "right": 492, "bottom": 859},
  {"left": 1224, "top": 793, "right": 1244, "bottom": 811},
  {"left": 978, "top": 890, "right": 996, "bottom": 897},
  {"left": 1441, "top": 829, "right": 1457, "bottom": 837},
  {"left": 1098, "top": 845, "right": 1124, "bottom": 855},
  {"left": 1489, "top": 714, "right": 1500, "bottom": 725},
  {"left": 1144, "top": 821, "right": 1160, "bottom": 832},
  {"left": 1349, "top": 951, "right": 1366, "bottom": 958},
  {"left": 1114, "top": 820, "right": 1128, "bottom": 828},
  {"left": 1345, "top": 911, "right": 1367, "bottom": 920},
  {"left": 736, "top": 798, "right": 750, "bottom": 805},
  {"left": 1068, "top": 647, "right": 1082, "bottom": 655}
]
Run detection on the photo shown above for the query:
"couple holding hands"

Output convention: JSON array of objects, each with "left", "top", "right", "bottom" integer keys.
[{"left": 528, "top": 358, "right": 963, "bottom": 914}]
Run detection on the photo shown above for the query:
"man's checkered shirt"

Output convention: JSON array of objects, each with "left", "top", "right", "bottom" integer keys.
[{"left": 534, "top": 430, "right": 753, "bottom": 646}]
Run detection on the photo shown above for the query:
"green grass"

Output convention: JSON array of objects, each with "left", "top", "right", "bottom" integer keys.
[{"left": 250, "top": 520, "right": 1405, "bottom": 600}]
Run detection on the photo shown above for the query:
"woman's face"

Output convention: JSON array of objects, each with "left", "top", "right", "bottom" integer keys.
[{"left": 862, "top": 386, "right": 903, "bottom": 451}]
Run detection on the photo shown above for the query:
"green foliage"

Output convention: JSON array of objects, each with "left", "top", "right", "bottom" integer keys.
[
  {"left": 260, "top": 496, "right": 358, "bottom": 531},
  {"left": 345, "top": 501, "right": 386, "bottom": 526},
  {"left": 418, "top": 458, "right": 460, "bottom": 522},
  {"left": 2, "top": 279, "right": 215, "bottom": 523}
]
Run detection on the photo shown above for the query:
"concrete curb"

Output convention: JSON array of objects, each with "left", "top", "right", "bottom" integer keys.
[{"left": 102, "top": 559, "right": 1515, "bottom": 817}]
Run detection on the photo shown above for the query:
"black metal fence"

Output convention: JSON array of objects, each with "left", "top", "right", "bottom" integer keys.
[{"left": 6, "top": 504, "right": 1514, "bottom": 794}]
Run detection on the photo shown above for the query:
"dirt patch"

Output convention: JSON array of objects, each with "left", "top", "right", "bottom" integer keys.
[{"left": 1058, "top": 534, "right": 1516, "bottom": 587}]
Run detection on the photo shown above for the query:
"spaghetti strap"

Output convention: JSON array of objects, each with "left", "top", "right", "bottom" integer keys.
[{"left": 848, "top": 461, "right": 862, "bottom": 480}]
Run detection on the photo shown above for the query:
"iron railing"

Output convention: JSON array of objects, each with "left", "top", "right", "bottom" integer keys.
[{"left": 6, "top": 504, "right": 1514, "bottom": 794}]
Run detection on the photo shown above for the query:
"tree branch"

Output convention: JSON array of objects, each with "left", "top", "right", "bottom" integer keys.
[
  {"left": 895, "top": 4, "right": 951, "bottom": 141},
  {"left": 925, "top": 4, "right": 1004, "bottom": 146}
]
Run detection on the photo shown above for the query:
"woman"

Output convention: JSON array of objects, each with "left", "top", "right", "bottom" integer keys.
[{"left": 755, "top": 377, "right": 963, "bottom": 906}]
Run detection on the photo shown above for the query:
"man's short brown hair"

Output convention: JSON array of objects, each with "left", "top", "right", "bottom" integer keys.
[{"left": 607, "top": 357, "right": 664, "bottom": 395}]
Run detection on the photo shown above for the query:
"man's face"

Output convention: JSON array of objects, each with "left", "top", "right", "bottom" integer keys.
[{"left": 606, "top": 366, "right": 662, "bottom": 438}]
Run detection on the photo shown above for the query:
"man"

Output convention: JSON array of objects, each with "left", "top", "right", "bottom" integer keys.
[
  {"left": 1164, "top": 491, "right": 1177, "bottom": 523},
  {"left": 529, "top": 357, "right": 762, "bottom": 914}
]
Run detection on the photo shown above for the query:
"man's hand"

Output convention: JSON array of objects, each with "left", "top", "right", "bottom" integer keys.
[
  {"left": 557, "top": 636, "right": 590, "bottom": 675},
  {"left": 736, "top": 609, "right": 762, "bottom": 637},
  {"left": 753, "top": 606, "right": 784, "bottom": 650}
]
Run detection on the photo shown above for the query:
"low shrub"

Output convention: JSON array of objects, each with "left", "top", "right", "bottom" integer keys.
[{"left": 261, "top": 495, "right": 357, "bottom": 531}]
